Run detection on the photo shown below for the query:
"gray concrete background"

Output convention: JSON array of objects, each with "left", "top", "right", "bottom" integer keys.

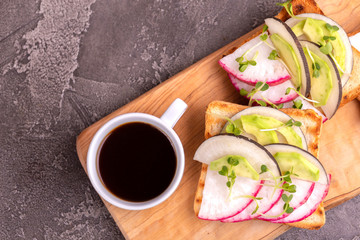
[{"left": 1, "top": 0, "right": 359, "bottom": 239}]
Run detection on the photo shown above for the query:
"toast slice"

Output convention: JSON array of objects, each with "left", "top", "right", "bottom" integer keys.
[{"left": 194, "top": 100, "right": 325, "bottom": 230}]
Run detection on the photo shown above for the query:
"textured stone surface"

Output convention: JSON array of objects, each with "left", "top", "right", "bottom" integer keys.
[{"left": 1, "top": 0, "right": 359, "bottom": 239}]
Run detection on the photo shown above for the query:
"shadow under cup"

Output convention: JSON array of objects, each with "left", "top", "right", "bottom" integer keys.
[{"left": 87, "top": 113, "right": 185, "bottom": 210}]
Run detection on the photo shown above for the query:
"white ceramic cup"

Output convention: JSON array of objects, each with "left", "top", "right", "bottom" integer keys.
[{"left": 87, "top": 98, "right": 187, "bottom": 210}]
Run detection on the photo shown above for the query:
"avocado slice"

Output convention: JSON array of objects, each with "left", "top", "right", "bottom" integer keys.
[
  {"left": 209, "top": 155, "right": 259, "bottom": 180},
  {"left": 240, "top": 114, "right": 279, "bottom": 145},
  {"left": 291, "top": 19, "right": 305, "bottom": 37},
  {"left": 270, "top": 33, "right": 302, "bottom": 89},
  {"left": 304, "top": 47, "right": 333, "bottom": 107},
  {"left": 273, "top": 152, "right": 320, "bottom": 182},
  {"left": 276, "top": 127, "right": 303, "bottom": 149},
  {"left": 291, "top": 17, "right": 346, "bottom": 75},
  {"left": 241, "top": 114, "right": 303, "bottom": 148}
]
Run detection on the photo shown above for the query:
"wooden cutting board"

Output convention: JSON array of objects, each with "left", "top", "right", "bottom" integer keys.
[{"left": 76, "top": 0, "right": 360, "bottom": 239}]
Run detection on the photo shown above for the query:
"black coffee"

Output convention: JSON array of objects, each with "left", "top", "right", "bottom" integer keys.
[{"left": 98, "top": 122, "right": 177, "bottom": 202}]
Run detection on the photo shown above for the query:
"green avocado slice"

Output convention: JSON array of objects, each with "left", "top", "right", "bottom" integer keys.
[
  {"left": 240, "top": 114, "right": 279, "bottom": 145},
  {"left": 292, "top": 17, "right": 346, "bottom": 75},
  {"left": 240, "top": 114, "right": 303, "bottom": 149},
  {"left": 209, "top": 155, "right": 259, "bottom": 181},
  {"left": 304, "top": 48, "right": 333, "bottom": 107},
  {"left": 270, "top": 33, "right": 302, "bottom": 89},
  {"left": 273, "top": 152, "right": 320, "bottom": 182}
]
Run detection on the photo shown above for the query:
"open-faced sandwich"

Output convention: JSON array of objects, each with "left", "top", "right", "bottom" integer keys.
[
  {"left": 219, "top": 0, "right": 360, "bottom": 121},
  {"left": 192, "top": 0, "right": 360, "bottom": 231},
  {"left": 194, "top": 101, "right": 327, "bottom": 229}
]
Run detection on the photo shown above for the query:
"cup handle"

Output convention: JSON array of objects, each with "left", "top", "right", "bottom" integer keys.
[{"left": 160, "top": 98, "right": 188, "bottom": 128}]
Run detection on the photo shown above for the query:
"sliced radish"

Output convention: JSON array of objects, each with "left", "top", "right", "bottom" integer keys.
[
  {"left": 257, "top": 178, "right": 315, "bottom": 221},
  {"left": 222, "top": 180, "right": 283, "bottom": 222},
  {"left": 271, "top": 177, "right": 330, "bottom": 223},
  {"left": 219, "top": 34, "right": 290, "bottom": 86},
  {"left": 198, "top": 170, "right": 262, "bottom": 220},
  {"left": 282, "top": 96, "right": 328, "bottom": 122},
  {"left": 193, "top": 135, "right": 281, "bottom": 220},
  {"left": 265, "top": 18, "right": 311, "bottom": 97},
  {"left": 228, "top": 74, "right": 298, "bottom": 104},
  {"left": 194, "top": 135, "right": 281, "bottom": 178},
  {"left": 222, "top": 107, "right": 308, "bottom": 151},
  {"left": 300, "top": 40, "right": 342, "bottom": 120},
  {"left": 286, "top": 13, "right": 353, "bottom": 87},
  {"left": 265, "top": 144, "right": 329, "bottom": 185}
]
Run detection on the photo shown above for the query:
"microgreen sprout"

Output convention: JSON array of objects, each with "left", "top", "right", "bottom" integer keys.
[
  {"left": 282, "top": 194, "right": 295, "bottom": 213},
  {"left": 225, "top": 118, "right": 243, "bottom": 136},
  {"left": 260, "top": 34, "right": 268, "bottom": 41},
  {"left": 318, "top": 23, "right": 345, "bottom": 74},
  {"left": 247, "top": 81, "right": 269, "bottom": 106},
  {"left": 323, "top": 35, "right": 336, "bottom": 41},
  {"left": 262, "top": 24, "right": 268, "bottom": 33},
  {"left": 268, "top": 50, "right": 279, "bottom": 60},
  {"left": 276, "top": 0, "right": 296, "bottom": 18},
  {"left": 207, "top": 113, "right": 244, "bottom": 136},
  {"left": 285, "top": 87, "right": 320, "bottom": 104},
  {"left": 218, "top": 156, "right": 240, "bottom": 198},
  {"left": 325, "top": 23, "right": 339, "bottom": 33},
  {"left": 305, "top": 46, "right": 321, "bottom": 78},
  {"left": 259, "top": 119, "right": 302, "bottom": 132},
  {"left": 236, "top": 52, "right": 259, "bottom": 72},
  {"left": 292, "top": 99, "right": 303, "bottom": 109},
  {"left": 319, "top": 41, "right": 333, "bottom": 55}
]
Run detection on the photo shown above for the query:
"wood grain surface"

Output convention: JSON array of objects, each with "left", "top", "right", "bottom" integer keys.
[{"left": 76, "top": 0, "right": 360, "bottom": 239}]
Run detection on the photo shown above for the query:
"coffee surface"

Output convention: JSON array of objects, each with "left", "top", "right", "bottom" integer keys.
[{"left": 98, "top": 122, "right": 177, "bottom": 202}]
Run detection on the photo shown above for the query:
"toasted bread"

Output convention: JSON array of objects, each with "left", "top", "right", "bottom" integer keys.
[{"left": 194, "top": 100, "right": 325, "bottom": 229}]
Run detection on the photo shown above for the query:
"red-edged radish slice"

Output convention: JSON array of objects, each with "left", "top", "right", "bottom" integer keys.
[
  {"left": 219, "top": 34, "right": 290, "bottom": 86},
  {"left": 257, "top": 178, "right": 315, "bottom": 221},
  {"left": 193, "top": 135, "right": 281, "bottom": 220},
  {"left": 228, "top": 74, "right": 298, "bottom": 104},
  {"left": 286, "top": 13, "right": 353, "bottom": 87},
  {"left": 198, "top": 170, "right": 262, "bottom": 220},
  {"left": 222, "top": 180, "right": 283, "bottom": 222},
  {"left": 222, "top": 107, "right": 308, "bottom": 151},
  {"left": 271, "top": 176, "right": 330, "bottom": 223},
  {"left": 282, "top": 97, "right": 328, "bottom": 122},
  {"left": 300, "top": 40, "right": 342, "bottom": 120},
  {"left": 265, "top": 18, "right": 311, "bottom": 97}
]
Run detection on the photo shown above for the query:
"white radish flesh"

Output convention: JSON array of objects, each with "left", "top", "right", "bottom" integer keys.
[
  {"left": 219, "top": 34, "right": 290, "bottom": 86},
  {"left": 198, "top": 171, "right": 262, "bottom": 220},
  {"left": 228, "top": 74, "right": 298, "bottom": 104},
  {"left": 221, "top": 180, "right": 283, "bottom": 222}
]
